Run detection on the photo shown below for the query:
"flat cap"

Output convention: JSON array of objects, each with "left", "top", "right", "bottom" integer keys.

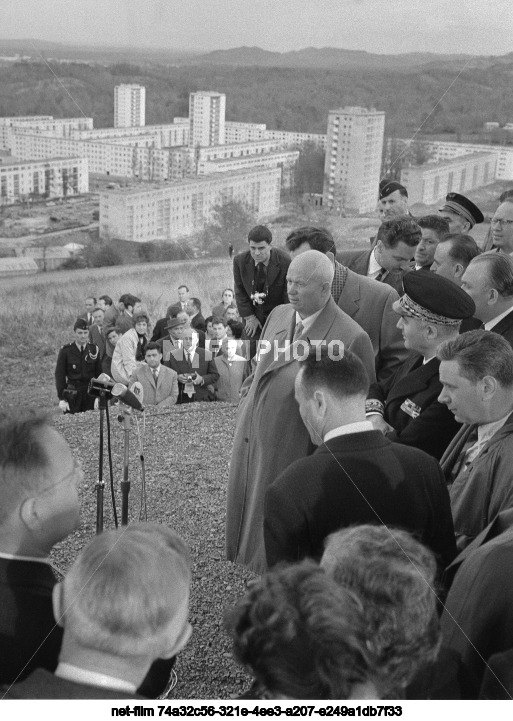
[
  {"left": 166, "top": 317, "right": 187, "bottom": 329},
  {"left": 248, "top": 225, "right": 272, "bottom": 244},
  {"left": 439, "top": 193, "right": 484, "bottom": 228},
  {"left": 393, "top": 271, "right": 475, "bottom": 326},
  {"left": 73, "top": 318, "right": 88, "bottom": 331},
  {"left": 379, "top": 179, "right": 408, "bottom": 200}
]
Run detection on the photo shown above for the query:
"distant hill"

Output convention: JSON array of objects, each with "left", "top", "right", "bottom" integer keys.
[{"left": 193, "top": 45, "right": 502, "bottom": 71}]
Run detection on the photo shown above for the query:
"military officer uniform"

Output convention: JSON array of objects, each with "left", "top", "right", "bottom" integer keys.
[
  {"left": 366, "top": 272, "right": 476, "bottom": 460},
  {"left": 55, "top": 339, "right": 102, "bottom": 413}
]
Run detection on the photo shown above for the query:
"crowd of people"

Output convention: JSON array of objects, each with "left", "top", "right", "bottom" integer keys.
[{"left": 2, "top": 182, "right": 513, "bottom": 700}]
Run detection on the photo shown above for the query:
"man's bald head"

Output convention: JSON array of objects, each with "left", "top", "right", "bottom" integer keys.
[
  {"left": 289, "top": 250, "right": 334, "bottom": 284},
  {"left": 287, "top": 250, "right": 334, "bottom": 318}
]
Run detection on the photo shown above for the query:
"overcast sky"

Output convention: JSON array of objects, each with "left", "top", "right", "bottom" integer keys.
[{"left": 1, "top": 0, "right": 512, "bottom": 56}]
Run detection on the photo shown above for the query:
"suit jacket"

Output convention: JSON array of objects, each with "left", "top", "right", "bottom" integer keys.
[
  {"left": 102, "top": 305, "right": 119, "bottom": 333},
  {"left": 0, "top": 557, "right": 62, "bottom": 685},
  {"left": 214, "top": 354, "right": 249, "bottom": 403},
  {"left": 440, "top": 526, "right": 513, "bottom": 693},
  {"left": 79, "top": 311, "right": 93, "bottom": 326},
  {"left": 88, "top": 324, "right": 106, "bottom": 358},
  {"left": 264, "top": 430, "right": 456, "bottom": 569},
  {"left": 165, "top": 346, "right": 219, "bottom": 403},
  {"left": 225, "top": 297, "right": 376, "bottom": 573},
  {"left": 190, "top": 313, "right": 206, "bottom": 332},
  {"left": 116, "top": 310, "right": 135, "bottom": 335},
  {"left": 1, "top": 667, "right": 143, "bottom": 699},
  {"left": 335, "top": 262, "right": 408, "bottom": 383},
  {"left": 441, "top": 412, "right": 513, "bottom": 550},
  {"left": 337, "top": 248, "right": 410, "bottom": 296},
  {"left": 368, "top": 353, "right": 461, "bottom": 460},
  {"left": 490, "top": 307, "right": 513, "bottom": 348},
  {"left": 128, "top": 363, "right": 178, "bottom": 407},
  {"left": 233, "top": 247, "right": 291, "bottom": 324},
  {"left": 151, "top": 317, "right": 169, "bottom": 342}
]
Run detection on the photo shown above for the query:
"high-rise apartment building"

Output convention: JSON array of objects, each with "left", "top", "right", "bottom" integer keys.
[
  {"left": 189, "top": 91, "right": 226, "bottom": 148},
  {"left": 322, "top": 106, "right": 385, "bottom": 215},
  {"left": 114, "top": 85, "right": 146, "bottom": 128}
]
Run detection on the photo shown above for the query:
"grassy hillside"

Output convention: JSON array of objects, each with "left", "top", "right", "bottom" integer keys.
[{"left": 2, "top": 60, "right": 513, "bottom": 136}]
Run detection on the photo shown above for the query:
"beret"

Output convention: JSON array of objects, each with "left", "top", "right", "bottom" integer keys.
[
  {"left": 393, "top": 271, "right": 475, "bottom": 325},
  {"left": 499, "top": 188, "right": 513, "bottom": 204},
  {"left": 379, "top": 179, "right": 408, "bottom": 200},
  {"left": 248, "top": 225, "right": 272, "bottom": 244},
  {"left": 439, "top": 193, "right": 484, "bottom": 227}
]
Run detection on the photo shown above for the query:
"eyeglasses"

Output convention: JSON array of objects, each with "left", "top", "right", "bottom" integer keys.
[
  {"left": 491, "top": 218, "right": 513, "bottom": 227},
  {"left": 38, "top": 458, "right": 83, "bottom": 496}
]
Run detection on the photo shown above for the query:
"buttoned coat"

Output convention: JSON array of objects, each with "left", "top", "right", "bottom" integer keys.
[
  {"left": 368, "top": 353, "right": 461, "bottom": 460},
  {"left": 128, "top": 363, "right": 178, "bottom": 407},
  {"left": 336, "top": 264, "right": 407, "bottom": 383},
  {"left": 337, "top": 248, "right": 410, "bottom": 296},
  {"left": 233, "top": 247, "right": 291, "bottom": 324},
  {"left": 225, "top": 297, "right": 375, "bottom": 573}
]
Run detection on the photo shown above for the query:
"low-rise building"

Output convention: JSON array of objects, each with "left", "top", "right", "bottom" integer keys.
[
  {"left": 0, "top": 157, "right": 88, "bottom": 204},
  {"left": 99, "top": 167, "right": 281, "bottom": 243},
  {"left": 400, "top": 152, "right": 497, "bottom": 205}
]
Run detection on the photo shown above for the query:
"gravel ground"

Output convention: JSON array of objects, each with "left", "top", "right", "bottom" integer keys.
[{"left": 47, "top": 403, "right": 254, "bottom": 700}]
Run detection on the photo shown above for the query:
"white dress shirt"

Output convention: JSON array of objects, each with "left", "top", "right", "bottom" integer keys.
[{"left": 324, "top": 421, "right": 374, "bottom": 442}]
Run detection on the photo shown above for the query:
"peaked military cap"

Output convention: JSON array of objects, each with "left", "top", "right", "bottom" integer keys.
[
  {"left": 439, "top": 193, "right": 484, "bottom": 228},
  {"left": 73, "top": 318, "right": 88, "bottom": 331},
  {"left": 393, "top": 271, "right": 475, "bottom": 326}
]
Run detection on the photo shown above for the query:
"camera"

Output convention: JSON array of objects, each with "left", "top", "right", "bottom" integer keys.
[
  {"left": 87, "top": 375, "right": 115, "bottom": 399},
  {"left": 185, "top": 374, "right": 194, "bottom": 382}
]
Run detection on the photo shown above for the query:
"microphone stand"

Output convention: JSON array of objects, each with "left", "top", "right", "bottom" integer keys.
[
  {"left": 119, "top": 408, "right": 132, "bottom": 526},
  {"left": 95, "top": 390, "right": 109, "bottom": 534}
]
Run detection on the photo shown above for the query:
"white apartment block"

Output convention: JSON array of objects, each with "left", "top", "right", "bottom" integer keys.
[
  {"left": 397, "top": 138, "right": 513, "bottom": 181},
  {"left": 197, "top": 149, "right": 299, "bottom": 189},
  {"left": 99, "top": 167, "right": 281, "bottom": 242},
  {"left": 323, "top": 106, "right": 385, "bottom": 215},
  {"left": 0, "top": 116, "right": 93, "bottom": 150},
  {"left": 189, "top": 92, "right": 226, "bottom": 147},
  {"left": 400, "top": 152, "right": 497, "bottom": 205},
  {"left": 114, "top": 84, "right": 146, "bottom": 128},
  {"left": 224, "top": 121, "right": 327, "bottom": 149},
  {"left": 0, "top": 157, "right": 88, "bottom": 204},
  {"left": 225, "top": 122, "right": 268, "bottom": 143},
  {"left": 71, "top": 122, "right": 189, "bottom": 148},
  {"left": 264, "top": 129, "right": 327, "bottom": 150}
]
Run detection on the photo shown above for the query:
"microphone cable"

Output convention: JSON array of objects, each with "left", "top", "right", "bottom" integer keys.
[{"left": 104, "top": 401, "right": 119, "bottom": 528}]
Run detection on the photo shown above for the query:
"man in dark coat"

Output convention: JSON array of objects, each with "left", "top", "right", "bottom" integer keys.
[
  {"left": 55, "top": 318, "right": 102, "bottom": 413},
  {"left": 0, "top": 412, "right": 81, "bottom": 686},
  {"left": 2, "top": 524, "right": 193, "bottom": 699},
  {"left": 264, "top": 348, "right": 456, "bottom": 570},
  {"left": 165, "top": 328, "right": 218, "bottom": 403},
  {"left": 338, "top": 216, "right": 421, "bottom": 296},
  {"left": 233, "top": 225, "right": 290, "bottom": 348},
  {"left": 461, "top": 253, "right": 513, "bottom": 347},
  {"left": 367, "top": 272, "right": 476, "bottom": 460}
]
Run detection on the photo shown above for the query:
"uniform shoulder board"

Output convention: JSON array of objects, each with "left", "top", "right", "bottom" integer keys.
[{"left": 61, "top": 342, "right": 73, "bottom": 349}]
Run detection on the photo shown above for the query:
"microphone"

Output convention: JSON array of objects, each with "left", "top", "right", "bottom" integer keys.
[{"left": 112, "top": 383, "right": 144, "bottom": 411}]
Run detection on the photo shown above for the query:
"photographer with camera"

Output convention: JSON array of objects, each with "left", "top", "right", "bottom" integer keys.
[
  {"left": 165, "top": 329, "right": 218, "bottom": 404},
  {"left": 55, "top": 318, "right": 102, "bottom": 414}
]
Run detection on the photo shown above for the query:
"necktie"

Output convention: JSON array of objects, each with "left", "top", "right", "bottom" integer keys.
[
  {"left": 375, "top": 268, "right": 386, "bottom": 282},
  {"left": 152, "top": 368, "right": 158, "bottom": 383},
  {"left": 255, "top": 262, "right": 267, "bottom": 293},
  {"left": 293, "top": 320, "right": 304, "bottom": 342}
]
